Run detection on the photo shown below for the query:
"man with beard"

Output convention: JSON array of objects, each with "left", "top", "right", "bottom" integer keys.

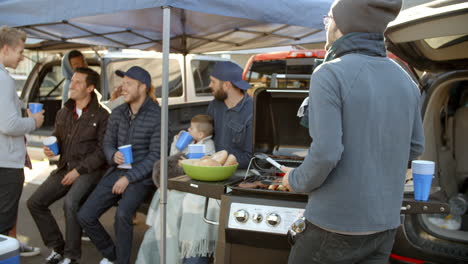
[
  {"left": 27, "top": 67, "right": 109, "bottom": 264},
  {"left": 78, "top": 66, "right": 161, "bottom": 264},
  {"left": 207, "top": 61, "right": 253, "bottom": 169}
]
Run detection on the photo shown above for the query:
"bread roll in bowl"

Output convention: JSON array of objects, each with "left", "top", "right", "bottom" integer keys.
[
  {"left": 223, "top": 154, "right": 238, "bottom": 166},
  {"left": 194, "top": 158, "right": 221, "bottom": 167},
  {"left": 212, "top": 150, "right": 228, "bottom": 165}
]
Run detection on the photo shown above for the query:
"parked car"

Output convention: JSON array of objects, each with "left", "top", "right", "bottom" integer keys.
[
  {"left": 386, "top": 1, "right": 468, "bottom": 263},
  {"left": 20, "top": 50, "right": 230, "bottom": 160},
  {"left": 11, "top": 73, "right": 27, "bottom": 96}
]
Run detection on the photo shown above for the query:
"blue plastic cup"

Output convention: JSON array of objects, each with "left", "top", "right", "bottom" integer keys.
[
  {"left": 176, "top": 131, "right": 193, "bottom": 151},
  {"left": 43, "top": 136, "right": 59, "bottom": 156},
  {"left": 412, "top": 160, "right": 435, "bottom": 201},
  {"left": 186, "top": 153, "right": 205, "bottom": 159},
  {"left": 118, "top": 144, "right": 133, "bottom": 164},
  {"left": 29, "top": 103, "right": 43, "bottom": 114}
]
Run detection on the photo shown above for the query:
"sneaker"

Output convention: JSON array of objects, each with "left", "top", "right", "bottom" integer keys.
[
  {"left": 59, "top": 258, "right": 79, "bottom": 264},
  {"left": 99, "top": 258, "right": 114, "bottom": 264},
  {"left": 81, "top": 232, "right": 91, "bottom": 242},
  {"left": 19, "top": 242, "right": 41, "bottom": 257},
  {"left": 45, "top": 251, "right": 63, "bottom": 264}
]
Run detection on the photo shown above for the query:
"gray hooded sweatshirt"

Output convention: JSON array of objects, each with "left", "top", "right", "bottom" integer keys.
[
  {"left": 61, "top": 51, "right": 74, "bottom": 104},
  {"left": 0, "top": 64, "right": 36, "bottom": 168},
  {"left": 289, "top": 33, "right": 424, "bottom": 233}
]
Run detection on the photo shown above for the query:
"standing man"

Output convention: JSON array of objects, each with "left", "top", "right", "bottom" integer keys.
[
  {"left": 78, "top": 66, "right": 161, "bottom": 264},
  {"left": 62, "top": 50, "right": 88, "bottom": 104},
  {"left": 0, "top": 25, "right": 44, "bottom": 235},
  {"left": 282, "top": 0, "right": 425, "bottom": 263},
  {"left": 27, "top": 67, "right": 109, "bottom": 264},
  {"left": 208, "top": 61, "right": 253, "bottom": 169}
]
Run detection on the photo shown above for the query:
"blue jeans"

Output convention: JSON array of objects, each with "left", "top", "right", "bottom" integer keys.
[
  {"left": 77, "top": 170, "right": 152, "bottom": 264},
  {"left": 27, "top": 169, "right": 101, "bottom": 260}
]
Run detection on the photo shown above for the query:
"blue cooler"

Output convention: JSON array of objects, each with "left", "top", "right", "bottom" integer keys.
[{"left": 0, "top": 235, "right": 20, "bottom": 264}]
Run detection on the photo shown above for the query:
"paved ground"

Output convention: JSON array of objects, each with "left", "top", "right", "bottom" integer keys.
[{"left": 16, "top": 161, "right": 149, "bottom": 264}]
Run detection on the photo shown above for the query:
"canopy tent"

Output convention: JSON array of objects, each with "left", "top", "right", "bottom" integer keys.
[
  {"left": 0, "top": 0, "right": 329, "bottom": 53},
  {"left": 0, "top": 1, "right": 333, "bottom": 263}
]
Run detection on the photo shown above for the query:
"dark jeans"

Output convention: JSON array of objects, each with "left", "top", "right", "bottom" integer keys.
[
  {"left": 183, "top": 257, "right": 211, "bottom": 264},
  {"left": 27, "top": 169, "right": 101, "bottom": 260},
  {"left": 0, "top": 167, "right": 24, "bottom": 235},
  {"left": 77, "top": 170, "right": 152, "bottom": 264},
  {"left": 288, "top": 221, "right": 397, "bottom": 264}
]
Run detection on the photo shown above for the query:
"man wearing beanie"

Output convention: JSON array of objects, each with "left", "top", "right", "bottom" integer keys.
[{"left": 281, "top": 0, "right": 425, "bottom": 263}]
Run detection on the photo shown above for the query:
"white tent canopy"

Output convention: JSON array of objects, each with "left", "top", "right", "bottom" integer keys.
[{"left": 0, "top": 0, "right": 330, "bottom": 53}]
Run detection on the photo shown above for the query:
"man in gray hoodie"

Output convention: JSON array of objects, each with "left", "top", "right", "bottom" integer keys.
[
  {"left": 0, "top": 26, "right": 44, "bottom": 235},
  {"left": 62, "top": 50, "right": 88, "bottom": 104},
  {"left": 281, "top": 0, "right": 425, "bottom": 263}
]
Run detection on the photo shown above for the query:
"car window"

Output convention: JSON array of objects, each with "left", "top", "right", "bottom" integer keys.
[
  {"left": 425, "top": 34, "right": 467, "bottom": 49},
  {"left": 35, "top": 64, "right": 101, "bottom": 100},
  {"left": 38, "top": 65, "right": 64, "bottom": 99},
  {"left": 192, "top": 60, "right": 217, "bottom": 96},
  {"left": 106, "top": 58, "right": 182, "bottom": 98}
]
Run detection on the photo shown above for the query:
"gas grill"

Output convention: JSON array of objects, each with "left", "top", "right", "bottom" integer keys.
[
  {"left": 214, "top": 88, "right": 310, "bottom": 264},
  {"left": 168, "top": 88, "right": 450, "bottom": 264}
]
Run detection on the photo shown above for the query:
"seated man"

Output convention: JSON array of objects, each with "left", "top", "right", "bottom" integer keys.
[
  {"left": 27, "top": 67, "right": 109, "bottom": 264},
  {"left": 137, "top": 61, "right": 252, "bottom": 264},
  {"left": 78, "top": 66, "right": 161, "bottom": 264}
]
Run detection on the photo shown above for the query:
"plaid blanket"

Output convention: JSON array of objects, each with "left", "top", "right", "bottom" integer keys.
[{"left": 136, "top": 190, "right": 220, "bottom": 264}]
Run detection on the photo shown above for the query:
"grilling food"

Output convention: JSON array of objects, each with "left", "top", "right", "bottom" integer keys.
[{"left": 238, "top": 181, "right": 269, "bottom": 189}]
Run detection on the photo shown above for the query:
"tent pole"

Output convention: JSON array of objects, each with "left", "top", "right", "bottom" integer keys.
[{"left": 160, "top": 5, "right": 171, "bottom": 264}]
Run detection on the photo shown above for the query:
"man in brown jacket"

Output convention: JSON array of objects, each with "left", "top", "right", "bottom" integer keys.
[{"left": 27, "top": 67, "right": 109, "bottom": 264}]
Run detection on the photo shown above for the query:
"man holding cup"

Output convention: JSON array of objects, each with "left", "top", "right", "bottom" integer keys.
[
  {"left": 27, "top": 67, "right": 109, "bottom": 264},
  {"left": 78, "top": 66, "right": 161, "bottom": 264},
  {"left": 0, "top": 26, "right": 44, "bottom": 236},
  {"left": 281, "top": 0, "right": 425, "bottom": 263}
]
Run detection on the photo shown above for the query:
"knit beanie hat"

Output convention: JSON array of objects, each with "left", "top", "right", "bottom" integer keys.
[{"left": 331, "top": 0, "right": 402, "bottom": 35}]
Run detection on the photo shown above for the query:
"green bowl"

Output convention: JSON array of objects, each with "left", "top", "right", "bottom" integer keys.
[{"left": 181, "top": 159, "right": 238, "bottom": 181}]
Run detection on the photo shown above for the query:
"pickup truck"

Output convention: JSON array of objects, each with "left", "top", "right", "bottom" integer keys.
[{"left": 20, "top": 50, "right": 231, "bottom": 160}]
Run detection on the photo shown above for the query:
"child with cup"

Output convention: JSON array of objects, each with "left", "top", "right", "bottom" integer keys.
[{"left": 169, "top": 114, "right": 216, "bottom": 157}]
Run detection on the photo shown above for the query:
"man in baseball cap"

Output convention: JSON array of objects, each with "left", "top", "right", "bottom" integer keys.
[
  {"left": 207, "top": 61, "right": 253, "bottom": 169},
  {"left": 78, "top": 65, "right": 161, "bottom": 264}
]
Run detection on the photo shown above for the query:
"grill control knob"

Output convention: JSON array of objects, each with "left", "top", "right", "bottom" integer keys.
[
  {"left": 252, "top": 213, "right": 263, "bottom": 223},
  {"left": 234, "top": 210, "right": 249, "bottom": 223},
  {"left": 266, "top": 213, "right": 281, "bottom": 227}
]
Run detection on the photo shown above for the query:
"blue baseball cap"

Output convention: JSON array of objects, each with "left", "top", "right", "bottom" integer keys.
[
  {"left": 115, "top": 66, "right": 151, "bottom": 90},
  {"left": 210, "top": 61, "right": 251, "bottom": 90}
]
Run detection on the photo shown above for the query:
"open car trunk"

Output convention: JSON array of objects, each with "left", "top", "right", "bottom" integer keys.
[{"left": 386, "top": 1, "right": 468, "bottom": 260}]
